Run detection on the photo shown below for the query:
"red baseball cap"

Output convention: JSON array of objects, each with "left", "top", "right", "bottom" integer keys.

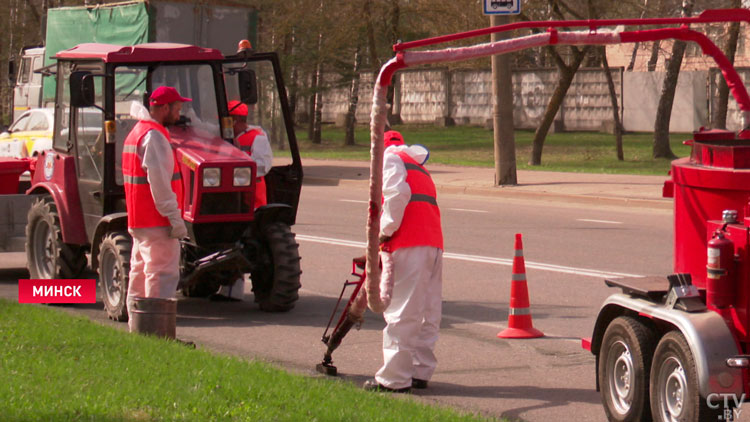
[
  {"left": 384, "top": 130, "right": 405, "bottom": 148},
  {"left": 228, "top": 100, "right": 248, "bottom": 117},
  {"left": 149, "top": 86, "right": 192, "bottom": 106}
]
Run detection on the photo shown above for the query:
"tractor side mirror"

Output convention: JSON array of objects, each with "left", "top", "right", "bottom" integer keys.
[
  {"left": 238, "top": 69, "right": 258, "bottom": 105},
  {"left": 70, "top": 71, "right": 95, "bottom": 108}
]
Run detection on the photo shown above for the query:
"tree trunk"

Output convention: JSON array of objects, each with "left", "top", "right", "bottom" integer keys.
[
  {"left": 713, "top": 0, "right": 741, "bottom": 129},
  {"left": 312, "top": 67, "right": 323, "bottom": 144},
  {"left": 647, "top": 40, "right": 660, "bottom": 71},
  {"left": 307, "top": 71, "right": 319, "bottom": 140},
  {"left": 386, "top": 0, "right": 401, "bottom": 124},
  {"left": 653, "top": 0, "right": 693, "bottom": 159},
  {"left": 344, "top": 47, "right": 362, "bottom": 146},
  {"left": 601, "top": 46, "right": 624, "bottom": 160},
  {"left": 529, "top": 46, "right": 589, "bottom": 166},
  {"left": 364, "top": 0, "right": 378, "bottom": 74}
]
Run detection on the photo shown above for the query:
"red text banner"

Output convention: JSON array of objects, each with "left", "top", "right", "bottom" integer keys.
[{"left": 18, "top": 279, "right": 97, "bottom": 304}]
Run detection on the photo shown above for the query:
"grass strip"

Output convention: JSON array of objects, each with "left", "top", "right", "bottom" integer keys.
[
  {"left": 301, "top": 125, "right": 691, "bottom": 176},
  {"left": 0, "top": 299, "right": 497, "bottom": 422}
]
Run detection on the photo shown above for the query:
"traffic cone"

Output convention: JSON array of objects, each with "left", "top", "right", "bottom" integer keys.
[{"left": 497, "top": 233, "right": 544, "bottom": 339}]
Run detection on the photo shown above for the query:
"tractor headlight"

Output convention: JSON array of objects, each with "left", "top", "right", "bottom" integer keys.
[
  {"left": 233, "top": 167, "right": 252, "bottom": 186},
  {"left": 202, "top": 167, "right": 221, "bottom": 187}
]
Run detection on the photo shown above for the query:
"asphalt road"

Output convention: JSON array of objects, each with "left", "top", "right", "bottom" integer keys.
[{"left": 0, "top": 182, "right": 723, "bottom": 422}]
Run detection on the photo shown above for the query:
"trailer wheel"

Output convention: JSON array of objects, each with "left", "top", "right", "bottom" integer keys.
[
  {"left": 650, "top": 331, "right": 725, "bottom": 422},
  {"left": 599, "top": 316, "right": 656, "bottom": 422},
  {"left": 98, "top": 231, "right": 132, "bottom": 321},
  {"left": 250, "top": 222, "right": 301, "bottom": 312},
  {"left": 26, "top": 196, "right": 87, "bottom": 279}
]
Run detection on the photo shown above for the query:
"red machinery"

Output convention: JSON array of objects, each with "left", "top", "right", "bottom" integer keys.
[
  {"left": 0, "top": 42, "right": 304, "bottom": 319},
  {"left": 356, "top": 9, "right": 750, "bottom": 422}
]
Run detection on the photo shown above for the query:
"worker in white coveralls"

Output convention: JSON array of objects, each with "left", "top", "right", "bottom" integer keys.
[
  {"left": 122, "top": 86, "right": 189, "bottom": 332},
  {"left": 211, "top": 100, "right": 274, "bottom": 302},
  {"left": 363, "top": 130, "right": 444, "bottom": 393}
]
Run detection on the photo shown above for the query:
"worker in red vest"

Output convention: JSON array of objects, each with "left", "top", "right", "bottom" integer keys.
[
  {"left": 363, "top": 130, "right": 444, "bottom": 393},
  {"left": 122, "top": 86, "right": 189, "bottom": 332},
  {"left": 211, "top": 100, "right": 273, "bottom": 302}
]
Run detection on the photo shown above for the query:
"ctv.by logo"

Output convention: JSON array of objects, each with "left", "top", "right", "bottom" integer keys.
[{"left": 707, "top": 393, "right": 744, "bottom": 421}]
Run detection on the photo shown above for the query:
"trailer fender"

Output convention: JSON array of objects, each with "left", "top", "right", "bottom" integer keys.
[
  {"left": 27, "top": 153, "right": 87, "bottom": 245},
  {"left": 90, "top": 213, "right": 128, "bottom": 270},
  {"left": 591, "top": 293, "right": 743, "bottom": 398}
]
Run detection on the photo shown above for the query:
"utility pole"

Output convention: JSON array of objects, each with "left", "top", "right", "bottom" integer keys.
[{"left": 491, "top": 14, "right": 517, "bottom": 185}]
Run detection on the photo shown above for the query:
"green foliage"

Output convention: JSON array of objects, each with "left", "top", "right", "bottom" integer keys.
[
  {"left": 0, "top": 300, "right": 498, "bottom": 422},
  {"left": 307, "top": 125, "right": 690, "bottom": 175}
]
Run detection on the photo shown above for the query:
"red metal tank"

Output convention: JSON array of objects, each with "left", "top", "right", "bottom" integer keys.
[{"left": 669, "top": 129, "right": 750, "bottom": 290}]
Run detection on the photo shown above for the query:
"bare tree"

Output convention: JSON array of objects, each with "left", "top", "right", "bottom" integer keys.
[
  {"left": 653, "top": 0, "right": 694, "bottom": 159},
  {"left": 344, "top": 47, "right": 362, "bottom": 146},
  {"left": 526, "top": 0, "right": 593, "bottom": 166},
  {"left": 601, "top": 47, "right": 624, "bottom": 160},
  {"left": 713, "top": 0, "right": 742, "bottom": 129}
]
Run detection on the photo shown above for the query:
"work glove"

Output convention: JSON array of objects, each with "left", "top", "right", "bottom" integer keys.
[{"left": 169, "top": 218, "right": 188, "bottom": 239}]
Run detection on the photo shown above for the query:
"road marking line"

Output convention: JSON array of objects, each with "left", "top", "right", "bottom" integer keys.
[
  {"left": 576, "top": 219, "right": 623, "bottom": 225},
  {"left": 296, "top": 234, "right": 641, "bottom": 279},
  {"left": 299, "top": 287, "right": 578, "bottom": 342},
  {"left": 339, "top": 199, "right": 368, "bottom": 204},
  {"left": 447, "top": 208, "right": 488, "bottom": 213}
]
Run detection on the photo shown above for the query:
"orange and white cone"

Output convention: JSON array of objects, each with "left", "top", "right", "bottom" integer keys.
[{"left": 497, "top": 233, "right": 544, "bottom": 339}]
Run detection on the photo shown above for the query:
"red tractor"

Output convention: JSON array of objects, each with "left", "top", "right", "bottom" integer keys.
[{"left": 13, "top": 42, "right": 303, "bottom": 320}]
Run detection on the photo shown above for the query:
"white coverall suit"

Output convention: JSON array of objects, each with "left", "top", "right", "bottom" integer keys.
[
  {"left": 375, "top": 144, "right": 444, "bottom": 390},
  {"left": 216, "top": 126, "right": 273, "bottom": 300},
  {"left": 126, "top": 102, "right": 188, "bottom": 332}
]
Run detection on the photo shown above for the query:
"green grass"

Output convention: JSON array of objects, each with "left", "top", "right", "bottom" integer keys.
[
  {"left": 0, "top": 300, "right": 497, "bottom": 422},
  {"left": 301, "top": 125, "right": 691, "bottom": 176}
]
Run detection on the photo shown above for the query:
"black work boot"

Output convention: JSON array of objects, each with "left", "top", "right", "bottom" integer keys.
[
  {"left": 411, "top": 378, "right": 428, "bottom": 389},
  {"left": 363, "top": 379, "right": 411, "bottom": 393}
]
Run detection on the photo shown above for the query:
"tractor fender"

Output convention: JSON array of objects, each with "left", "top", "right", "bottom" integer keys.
[
  {"left": 253, "top": 204, "right": 295, "bottom": 229},
  {"left": 590, "top": 293, "right": 743, "bottom": 398},
  {"left": 27, "top": 182, "right": 87, "bottom": 245},
  {"left": 90, "top": 213, "right": 128, "bottom": 270}
]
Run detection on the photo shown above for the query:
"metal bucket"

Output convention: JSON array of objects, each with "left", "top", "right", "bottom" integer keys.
[{"left": 130, "top": 297, "right": 177, "bottom": 339}]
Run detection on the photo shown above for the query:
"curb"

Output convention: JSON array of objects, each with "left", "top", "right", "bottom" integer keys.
[{"left": 302, "top": 176, "right": 673, "bottom": 210}]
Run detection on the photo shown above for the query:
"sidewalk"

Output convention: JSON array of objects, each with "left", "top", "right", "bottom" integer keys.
[{"left": 300, "top": 158, "right": 673, "bottom": 210}]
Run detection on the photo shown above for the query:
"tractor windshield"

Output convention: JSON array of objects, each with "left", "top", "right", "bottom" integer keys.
[
  {"left": 112, "top": 63, "right": 221, "bottom": 185},
  {"left": 113, "top": 63, "right": 220, "bottom": 138}
]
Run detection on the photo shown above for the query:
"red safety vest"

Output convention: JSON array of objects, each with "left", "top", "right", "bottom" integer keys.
[
  {"left": 122, "top": 120, "right": 183, "bottom": 228},
  {"left": 382, "top": 151, "right": 443, "bottom": 252},
  {"left": 237, "top": 127, "right": 267, "bottom": 208}
]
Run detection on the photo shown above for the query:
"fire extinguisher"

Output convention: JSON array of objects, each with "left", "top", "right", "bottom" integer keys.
[{"left": 706, "top": 229, "right": 735, "bottom": 309}]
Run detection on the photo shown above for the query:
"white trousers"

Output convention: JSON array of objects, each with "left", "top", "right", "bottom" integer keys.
[
  {"left": 216, "top": 276, "right": 246, "bottom": 300},
  {"left": 375, "top": 246, "right": 443, "bottom": 389},
  {"left": 126, "top": 226, "right": 181, "bottom": 332}
]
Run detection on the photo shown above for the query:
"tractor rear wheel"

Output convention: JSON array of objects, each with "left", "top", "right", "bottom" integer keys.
[
  {"left": 26, "top": 196, "right": 87, "bottom": 279},
  {"left": 250, "top": 222, "right": 301, "bottom": 312},
  {"left": 599, "top": 316, "right": 656, "bottom": 422},
  {"left": 98, "top": 231, "right": 132, "bottom": 321},
  {"left": 650, "top": 331, "right": 725, "bottom": 422}
]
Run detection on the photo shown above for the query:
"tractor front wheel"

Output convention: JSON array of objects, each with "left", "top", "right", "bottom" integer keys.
[
  {"left": 250, "top": 222, "right": 301, "bottom": 312},
  {"left": 599, "top": 316, "right": 656, "bottom": 422},
  {"left": 98, "top": 231, "right": 132, "bottom": 321},
  {"left": 26, "top": 196, "right": 87, "bottom": 279}
]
